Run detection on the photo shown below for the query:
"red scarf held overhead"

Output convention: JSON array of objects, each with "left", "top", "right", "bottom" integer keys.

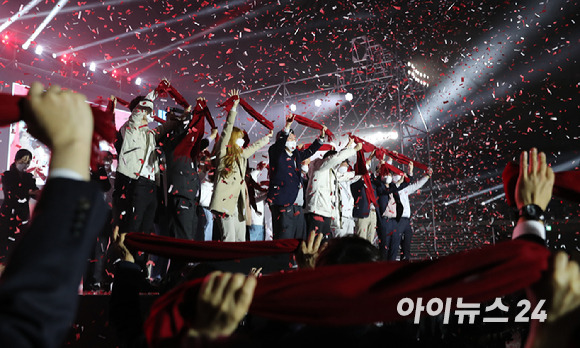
[
  {"left": 502, "top": 162, "right": 580, "bottom": 206},
  {"left": 155, "top": 80, "right": 190, "bottom": 108},
  {"left": 144, "top": 238, "right": 550, "bottom": 346},
  {"left": 173, "top": 99, "right": 216, "bottom": 160},
  {"left": 220, "top": 96, "right": 274, "bottom": 130},
  {"left": 351, "top": 134, "right": 408, "bottom": 180},
  {"left": 125, "top": 232, "right": 300, "bottom": 261},
  {"left": 0, "top": 93, "right": 116, "bottom": 170},
  {"left": 291, "top": 113, "right": 334, "bottom": 141},
  {"left": 350, "top": 134, "right": 428, "bottom": 171}
]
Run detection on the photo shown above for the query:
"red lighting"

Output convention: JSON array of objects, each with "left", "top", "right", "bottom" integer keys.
[{"left": 1, "top": 34, "right": 9, "bottom": 44}]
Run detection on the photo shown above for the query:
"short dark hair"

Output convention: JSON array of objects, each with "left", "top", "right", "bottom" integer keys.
[
  {"left": 323, "top": 150, "right": 337, "bottom": 159},
  {"left": 276, "top": 128, "right": 294, "bottom": 141},
  {"left": 128, "top": 96, "right": 147, "bottom": 112},
  {"left": 315, "top": 235, "right": 380, "bottom": 267},
  {"left": 14, "top": 149, "right": 32, "bottom": 162}
]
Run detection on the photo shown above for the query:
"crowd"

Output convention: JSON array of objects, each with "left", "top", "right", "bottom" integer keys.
[{"left": 0, "top": 81, "right": 578, "bottom": 348}]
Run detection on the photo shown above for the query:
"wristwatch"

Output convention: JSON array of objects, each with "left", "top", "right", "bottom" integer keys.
[{"left": 518, "top": 204, "right": 545, "bottom": 222}]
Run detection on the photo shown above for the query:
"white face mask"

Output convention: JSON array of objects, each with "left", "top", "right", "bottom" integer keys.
[
  {"left": 392, "top": 174, "right": 401, "bottom": 182},
  {"left": 383, "top": 175, "right": 392, "bottom": 184},
  {"left": 286, "top": 140, "right": 297, "bottom": 152},
  {"left": 235, "top": 138, "right": 245, "bottom": 148},
  {"left": 301, "top": 164, "right": 309, "bottom": 173},
  {"left": 16, "top": 163, "right": 28, "bottom": 172},
  {"left": 338, "top": 166, "right": 348, "bottom": 174}
]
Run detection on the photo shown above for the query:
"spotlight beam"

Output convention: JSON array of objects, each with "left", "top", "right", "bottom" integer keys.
[
  {"left": 0, "top": 0, "right": 43, "bottom": 33},
  {"left": 0, "top": 0, "right": 137, "bottom": 24},
  {"left": 58, "top": 0, "right": 248, "bottom": 56},
  {"left": 22, "top": 0, "right": 68, "bottom": 50}
]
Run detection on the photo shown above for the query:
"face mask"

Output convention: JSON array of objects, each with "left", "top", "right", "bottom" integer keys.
[
  {"left": 392, "top": 174, "right": 401, "bottom": 182},
  {"left": 235, "top": 138, "right": 245, "bottom": 148},
  {"left": 338, "top": 166, "right": 348, "bottom": 174},
  {"left": 301, "top": 164, "right": 309, "bottom": 173},
  {"left": 16, "top": 163, "right": 28, "bottom": 172},
  {"left": 383, "top": 175, "right": 392, "bottom": 184},
  {"left": 286, "top": 140, "right": 297, "bottom": 152}
]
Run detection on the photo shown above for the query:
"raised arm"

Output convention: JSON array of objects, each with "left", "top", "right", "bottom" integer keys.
[
  {"left": 243, "top": 129, "right": 273, "bottom": 159},
  {"left": 0, "top": 82, "right": 107, "bottom": 348},
  {"left": 214, "top": 90, "right": 240, "bottom": 159}
]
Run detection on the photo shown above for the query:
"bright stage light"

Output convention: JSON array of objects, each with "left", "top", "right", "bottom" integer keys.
[
  {"left": 88, "top": 62, "right": 96, "bottom": 72},
  {"left": 290, "top": 103, "right": 297, "bottom": 112},
  {"left": 345, "top": 92, "right": 353, "bottom": 101},
  {"left": 135, "top": 77, "right": 142, "bottom": 85},
  {"left": 35, "top": 45, "right": 43, "bottom": 55},
  {"left": 1, "top": 34, "right": 9, "bottom": 44},
  {"left": 314, "top": 99, "right": 322, "bottom": 107}
]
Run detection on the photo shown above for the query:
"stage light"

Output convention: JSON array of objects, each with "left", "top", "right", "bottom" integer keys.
[
  {"left": 290, "top": 103, "right": 296, "bottom": 112},
  {"left": 387, "top": 131, "right": 398, "bottom": 140},
  {"left": 52, "top": 53, "right": 57, "bottom": 58},
  {"left": 314, "top": 99, "right": 322, "bottom": 107},
  {"left": 345, "top": 92, "right": 353, "bottom": 101},
  {"left": 22, "top": 0, "right": 68, "bottom": 52},
  {"left": 1, "top": 34, "right": 9, "bottom": 44},
  {"left": 135, "top": 77, "right": 142, "bottom": 85},
  {"left": 88, "top": 62, "right": 96, "bottom": 72},
  {"left": 34, "top": 45, "right": 43, "bottom": 55}
]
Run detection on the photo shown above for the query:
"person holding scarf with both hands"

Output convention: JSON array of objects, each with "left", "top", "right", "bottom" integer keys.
[{"left": 210, "top": 90, "right": 273, "bottom": 242}]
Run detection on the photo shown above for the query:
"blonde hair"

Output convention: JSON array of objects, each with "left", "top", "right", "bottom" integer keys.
[{"left": 222, "top": 127, "right": 244, "bottom": 178}]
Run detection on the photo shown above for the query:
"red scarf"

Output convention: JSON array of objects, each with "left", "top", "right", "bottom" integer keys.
[
  {"left": 173, "top": 99, "right": 216, "bottom": 160},
  {"left": 291, "top": 113, "right": 334, "bottom": 141},
  {"left": 0, "top": 93, "right": 116, "bottom": 170},
  {"left": 143, "top": 238, "right": 549, "bottom": 346},
  {"left": 220, "top": 96, "right": 274, "bottom": 130}
]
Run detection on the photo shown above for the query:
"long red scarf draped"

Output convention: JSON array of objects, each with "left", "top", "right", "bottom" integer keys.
[
  {"left": 173, "top": 99, "right": 216, "bottom": 160},
  {"left": 144, "top": 239, "right": 549, "bottom": 345},
  {"left": 220, "top": 96, "right": 274, "bottom": 130},
  {"left": 502, "top": 162, "right": 580, "bottom": 206},
  {"left": 0, "top": 93, "right": 116, "bottom": 170},
  {"left": 125, "top": 232, "right": 300, "bottom": 261},
  {"left": 291, "top": 113, "right": 334, "bottom": 141}
]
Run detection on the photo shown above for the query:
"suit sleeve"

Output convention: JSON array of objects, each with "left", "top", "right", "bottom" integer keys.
[
  {"left": 296, "top": 137, "right": 323, "bottom": 161},
  {"left": 0, "top": 178, "right": 107, "bottom": 348},
  {"left": 319, "top": 148, "right": 356, "bottom": 172}
]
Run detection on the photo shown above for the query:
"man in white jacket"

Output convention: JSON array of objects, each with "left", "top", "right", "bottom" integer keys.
[
  {"left": 333, "top": 160, "right": 362, "bottom": 237},
  {"left": 304, "top": 138, "right": 362, "bottom": 238}
]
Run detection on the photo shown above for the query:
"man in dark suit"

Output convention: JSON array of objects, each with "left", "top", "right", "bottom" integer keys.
[
  {"left": 267, "top": 115, "right": 325, "bottom": 240},
  {"left": 0, "top": 82, "right": 107, "bottom": 348}
]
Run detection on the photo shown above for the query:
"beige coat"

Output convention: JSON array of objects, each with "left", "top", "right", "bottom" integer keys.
[
  {"left": 305, "top": 147, "right": 357, "bottom": 220},
  {"left": 209, "top": 108, "right": 271, "bottom": 216}
]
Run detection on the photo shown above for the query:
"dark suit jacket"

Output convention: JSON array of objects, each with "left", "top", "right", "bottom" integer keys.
[
  {"left": 267, "top": 132, "right": 322, "bottom": 206},
  {"left": 0, "top": 178, "right": 107, "bottom": 348},
  {"left": 351, "top": 179, "right": 371, "bottom": 218},
  {"left": 1, "top": 165, "right": 39, "bottom": 220},
  {"left": 372, "top": 175, "right": 409, "bottom": 218}
]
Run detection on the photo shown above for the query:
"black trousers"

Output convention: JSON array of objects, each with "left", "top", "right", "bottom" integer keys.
[
  {"left": 270, "top": 204, "right": 307, "bottom": 240},
  {"left": 117, "top": 176, "right": 158, "bottom": 234},
  {"left": 305, "top": 212, "right": 332, "bottom": 239}
]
